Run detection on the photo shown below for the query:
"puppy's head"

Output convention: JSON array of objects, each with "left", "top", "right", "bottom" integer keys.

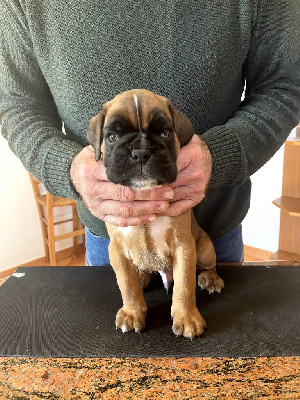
[{"left": 88, "top": 89, "right": 195, "bottom": 189}]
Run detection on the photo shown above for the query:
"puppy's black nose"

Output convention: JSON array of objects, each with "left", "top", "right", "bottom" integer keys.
[{"left": 131, "top": 148, "right": 152, "bottom": 163}]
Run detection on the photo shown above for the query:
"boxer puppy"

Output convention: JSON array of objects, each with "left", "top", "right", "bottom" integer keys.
[{"left": 88, "top": 89, "right": 224, "bottom": 339}]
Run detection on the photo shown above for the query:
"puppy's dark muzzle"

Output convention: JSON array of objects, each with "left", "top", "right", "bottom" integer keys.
[
  {"left": 131, "top": 148, "right": 152, "bottom": 164},
  {"left": 130, "top": 133, "right": 154, "bottom": 164}
]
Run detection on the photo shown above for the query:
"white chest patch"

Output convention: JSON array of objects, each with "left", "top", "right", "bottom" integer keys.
[
  {"left": 117, "top": 225, "right": 134, "bottom": 237},
  {"left": 117, "top": 217, "right": 171, "bottom": 241},
  {"left": 150, "top": 217, "right": 173, "bottom": 289},
  {"left": 116, "top": 217, "right": 172, "bottom": 268},
  {"left": 149, "top": 216, "right": 171, "bottom": 239},
  {"left": 149, "top": 216, "right": 171, "bottom": 259}
]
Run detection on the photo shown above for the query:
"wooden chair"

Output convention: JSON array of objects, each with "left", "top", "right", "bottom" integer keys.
[{"left": 29, "top": 173, "right": 85, "bottom": 266}]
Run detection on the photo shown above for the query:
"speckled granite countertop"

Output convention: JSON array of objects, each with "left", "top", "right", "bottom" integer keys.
[
  {"left": 0, "top": 262, "right": 299, "bottom": 399},
  {"left": 0, "top": 357, "right": 299, "bottom": 399}
]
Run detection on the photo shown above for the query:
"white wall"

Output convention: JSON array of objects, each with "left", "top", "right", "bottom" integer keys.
[
  {"left": 242, "top": 148, "right": 283, "bottom": 252},
  {"left": 0, "top": 129, "right": 75, "bottom": 271},
  {"left": 242, "top": 127, "right": 297, "bottom": 252}
]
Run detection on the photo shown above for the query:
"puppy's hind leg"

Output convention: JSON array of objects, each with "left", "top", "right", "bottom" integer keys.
[{"left": 194, "top": 224, "right": 224, "bottom": 294}]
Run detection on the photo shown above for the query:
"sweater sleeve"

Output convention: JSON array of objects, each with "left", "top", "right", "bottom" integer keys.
[
  {"left": 201, "top": 0, "right": 300, "bottom": 189},
  {"left": 0, "top": 0, "right": 83, "bottom": 199}
]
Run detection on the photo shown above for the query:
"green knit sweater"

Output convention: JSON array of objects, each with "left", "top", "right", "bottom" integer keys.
[{"left": 1, "top": 0, "right": 300, "bottom": 240}]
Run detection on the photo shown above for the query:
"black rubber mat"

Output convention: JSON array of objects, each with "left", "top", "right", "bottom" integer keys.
[{"left": 0, "top": 265, "right": 299, "bottom": 358}]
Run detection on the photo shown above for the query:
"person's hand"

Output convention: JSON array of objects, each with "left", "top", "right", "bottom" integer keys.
[
  {"left": 164, "top": 134, "right": 212, "bottom": 217},
  {"left": 70, "top": 146, "right": 174, "bottom": 227}
]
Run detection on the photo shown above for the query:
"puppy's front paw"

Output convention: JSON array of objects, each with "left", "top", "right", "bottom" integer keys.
[
  {"left": 198, "top": 270, "right": 224, "bottom": 294},
  {"left": 171, "top": 307, "right": 206, "bottom": 339},
  {"left": 115, "top": 307, "right": 146, "bottom": 333}
]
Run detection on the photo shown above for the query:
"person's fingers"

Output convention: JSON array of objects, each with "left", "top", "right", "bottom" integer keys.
[
  {"left": 163, "top": 199, "right": 198, "bottom": 217},
  {"left": 91, "top": 183, "right": 174, "bottom": 202},
  {"left": 92, "top": 161, "right": 109, "bottom": 181},
  {"left": 103, "top": 213, "right": 159, "bottom": 227},
  {"left": 134, "top": 186, "right": 174, "bottom": 201},
  {"left": 170, "top": 167, "right": 204, "bottom": 189},
  {"left": 176, "top": 149, "right": 191, "bottom": 172},
  {"left": 98, "top": 199, "right": 170, "bottom": 218},
  {"left": 175, "top": 134, "right": 201, "bottom": 172},
  {"left": 171, "top": 184, "right": 205, "bottom": 203}
]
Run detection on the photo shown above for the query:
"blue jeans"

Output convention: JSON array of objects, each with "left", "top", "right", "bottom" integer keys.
[{"left": 85, "top": 224, "right": 244, "bottom": 266}]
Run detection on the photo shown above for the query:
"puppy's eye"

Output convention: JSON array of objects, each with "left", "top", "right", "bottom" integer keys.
[
  {"left": 161, "top": 129, "right": 172, "bottom": 138},
  {"left": 107, "top": 133, "right": 119, "bottom": 143}
]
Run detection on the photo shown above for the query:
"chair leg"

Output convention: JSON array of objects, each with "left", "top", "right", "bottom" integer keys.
[
  {"left": 72, "top": 204, "right": 79, "bottom": 256},
  {"left": 28, "top": 173, "right": 51, "bottom": 265},
  {"left": 39, "top": 204, "right": 50, "bottom": 264},
  {"left": 82, "top": 225, "right": 86, "bottom": 254},
  {"left": 47, "top": 195, "right": 56, "bottom": 266}
]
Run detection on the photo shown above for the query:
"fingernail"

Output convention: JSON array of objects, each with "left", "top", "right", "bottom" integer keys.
[
  {"left": 163, "top": 190, "right": 174, "bottom": 200},
  {"left": 158, "top": 203, "right": 168, "bottom": 212},
  {"left": 148, "top": 216, "right": 157, "bottom": 222}
]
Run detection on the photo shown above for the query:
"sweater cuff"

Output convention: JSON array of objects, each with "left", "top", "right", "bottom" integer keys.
[
  {"left": 42, "top": 138, "right": 83, "bottom": 200},
  {"left": 201, "top": 126, "right": 245, "bottom": 188}
]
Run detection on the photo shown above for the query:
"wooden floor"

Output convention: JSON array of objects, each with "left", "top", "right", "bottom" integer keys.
[{"left": 66, "top": 253, "right": 85, "bottom": 266}]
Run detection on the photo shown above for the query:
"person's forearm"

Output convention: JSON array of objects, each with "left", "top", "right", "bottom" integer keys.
[
  {"left": 0, "top": 0, "right": 83, "bottom": 199},
  {"left": 1, "top": 100, "right": 83, "bottom": 199}
]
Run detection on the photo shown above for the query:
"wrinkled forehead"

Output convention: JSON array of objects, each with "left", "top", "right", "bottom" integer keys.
[{"left": 103, "top": 91, "right": 173, "bottom": 131}]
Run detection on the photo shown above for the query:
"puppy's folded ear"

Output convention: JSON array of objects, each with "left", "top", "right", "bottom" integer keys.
[
  {"left": 168, "top": 103, "right": 195, "bottom": 147},
  {"left": 87, "top": 108, "right": 106, "bottom": 161}
]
